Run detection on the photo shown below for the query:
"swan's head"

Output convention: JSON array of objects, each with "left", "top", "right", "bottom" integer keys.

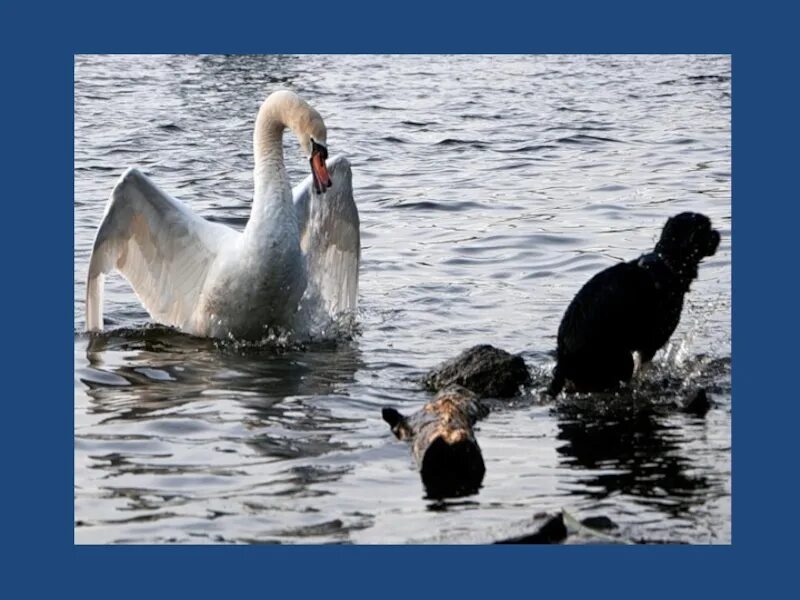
[
  {"left": 296, "top": 111, "right": 331, "bottom": 194},
  {"left": 256, "top": 90, "right": 334, "bottom": 194},
  {"left": 307, "top": 136, "right": 332, "bottom": 194}
]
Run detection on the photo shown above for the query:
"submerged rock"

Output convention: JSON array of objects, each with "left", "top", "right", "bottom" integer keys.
[
  {"left": 580, "top": 515, "right": 618, "bottom": 531},
  {"left": 494, "top": 513, "right": 567, "bottom": 544},
  {"left": 424, "top": 344, "right": 531, "bottom": 398}
]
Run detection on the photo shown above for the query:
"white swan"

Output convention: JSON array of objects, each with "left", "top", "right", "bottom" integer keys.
[{"left": 85, "top": 90, "right": 359, "bottom": 340}]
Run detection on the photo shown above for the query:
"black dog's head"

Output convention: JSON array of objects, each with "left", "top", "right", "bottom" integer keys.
[{"left": 655, "top": 212, "right": 720, "bottom": 269}]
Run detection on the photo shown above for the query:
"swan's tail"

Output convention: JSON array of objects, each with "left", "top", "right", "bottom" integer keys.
[{"left": 86, "top": 272, "right": 104, "bottom": 332}]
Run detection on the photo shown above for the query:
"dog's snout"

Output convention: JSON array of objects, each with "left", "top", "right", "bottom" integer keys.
[{"left": 707, "top": 229, "right": 721, "bottom": 256}]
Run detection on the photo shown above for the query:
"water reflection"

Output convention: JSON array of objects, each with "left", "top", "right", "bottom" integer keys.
[
  {"left": 83, "top": 326, "right": 363, "bottom": 399},
  {"left": 555, "top": 399, "right": 710, "bottom": 518},
  {"left": 77, "top": 327, "right": 366, "bottom": 533}
]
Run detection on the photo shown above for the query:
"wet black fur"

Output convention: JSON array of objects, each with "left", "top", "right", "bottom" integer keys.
[{"left": 548, "top": 212, "right": 720, "bottom": 395}]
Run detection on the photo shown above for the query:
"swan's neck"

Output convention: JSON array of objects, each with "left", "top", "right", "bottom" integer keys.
[
  {"left": 246, "top": 110, "right": 296, "bottom": 240},
  {"left": 244, "top": 91, "right": 323, "bottom": 249},
  {"left": 253, "top": 122, "right": 290, "bottom": 201}
]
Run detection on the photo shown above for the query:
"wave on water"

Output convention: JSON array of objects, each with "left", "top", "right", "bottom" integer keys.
[
  {"left": 555, "top": 134, "right": 624, "bottom": 145},
  {"left": 435, "top": 138, "right": 489, "bottom": 149}
]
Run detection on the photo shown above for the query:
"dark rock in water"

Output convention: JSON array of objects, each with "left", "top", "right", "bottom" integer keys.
[
  {"left": 683, "top": 388, "right": 711, "bottom": 417},
  {"left": 494, "top": 513, "right": 567, "bottom": 544},
  {"left": 383, "top": 385, "right": 488, "bottom": 499},
  {"left": 580, "top": 515, "right": 618, "bottom": 530},
  {"left": 424, "top": 344, "right": 531, "bottom": 398}
]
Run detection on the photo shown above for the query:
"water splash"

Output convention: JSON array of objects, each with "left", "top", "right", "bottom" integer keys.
[{"left": 661, "top": 291, "right": 728, "bottom": 375}]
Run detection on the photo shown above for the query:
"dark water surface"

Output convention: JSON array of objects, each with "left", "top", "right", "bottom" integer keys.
[{"left": 74, "top": 55, "right": 731, "bottom": 544}]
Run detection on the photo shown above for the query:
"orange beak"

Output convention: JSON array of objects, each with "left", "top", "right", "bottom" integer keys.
[{"left": 310, "top": 146, "right": 332, "bottom": 194}]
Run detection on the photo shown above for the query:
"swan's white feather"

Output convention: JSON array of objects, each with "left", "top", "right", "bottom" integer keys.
[
  {"left": 85, "top": 167, "right": 235, "bottom": 331},
  {"left": 293, "top": 155, "right": 360, "bottom": 316}
]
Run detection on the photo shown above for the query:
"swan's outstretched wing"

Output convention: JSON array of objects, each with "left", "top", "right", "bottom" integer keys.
[
  {"left": 293, "top": 155, "right": 360, "bottom": 316},
  {"left": 85, "top": 168, "right": 234, "bottom": 331}
]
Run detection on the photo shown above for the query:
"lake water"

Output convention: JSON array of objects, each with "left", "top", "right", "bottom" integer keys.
[{"left": 74, "top": 54, "right": 731, "bottom": 544}]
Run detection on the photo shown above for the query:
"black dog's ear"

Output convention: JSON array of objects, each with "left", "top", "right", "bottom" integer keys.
[{"left": 657, "top": 214, "right": 684, "bottom": 254}]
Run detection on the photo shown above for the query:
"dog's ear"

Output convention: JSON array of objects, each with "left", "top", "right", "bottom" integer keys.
[
  {"left": 657, "top": 213, "right": 688, "bottom": 254},
  {"left": 685, "top": 216, "right": 706, "bottom": 253}
]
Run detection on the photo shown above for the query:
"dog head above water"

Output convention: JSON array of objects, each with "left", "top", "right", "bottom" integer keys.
[{"left": 655, "top": 212, "right": 720, "bottom": 270}]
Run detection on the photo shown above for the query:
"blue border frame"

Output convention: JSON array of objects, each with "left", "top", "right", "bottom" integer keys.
[{"left": 3, "top": 0, "right": 798, "bottom": 597}]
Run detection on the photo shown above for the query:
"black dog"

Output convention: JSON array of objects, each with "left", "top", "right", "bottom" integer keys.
[{"left": 548, "top": 212, "right": 720, "bottom": 395}]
